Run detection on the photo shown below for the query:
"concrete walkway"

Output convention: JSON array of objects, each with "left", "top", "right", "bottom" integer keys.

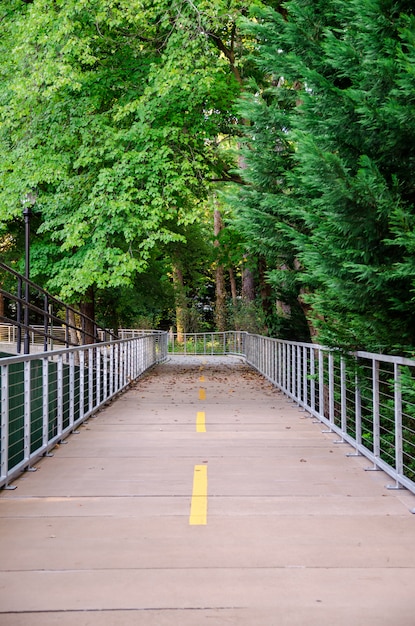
[{"left": 1, "top": 355, "right": 415, "bottom": 625}]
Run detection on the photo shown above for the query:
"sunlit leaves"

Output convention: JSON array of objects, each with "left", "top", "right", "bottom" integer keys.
[{"left": 0, "top": 0, "right": 252, "bottom": 301}]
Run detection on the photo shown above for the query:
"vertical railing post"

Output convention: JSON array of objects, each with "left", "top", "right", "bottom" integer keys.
[
  {"left": 372, "top": 359, "right": 380, "bottom": 466},
  {"left": 109, "top": 343, "right": 114, "bottom": 397},
  {"left": 277, "top": 341, "right": 282, "bottom": 388},
  {"left": 65, "top": 307, "right": 70, "bottom": 349},
  {"left": 132, "top": 338, "right": 137, "bottom": 379},
  {"left": 282, "top": 341, "right": 286, "bottom": 390},
  {"left": 346, "top": 361, "right": 363, "bottom": 458},
  {"left": 395, "top": 363, "right": 403, "bottom": 477},
  {"left": 103, "top": 345, "right": 108, "bottom": 401},
  {"left": 302, "top": 346, "right": 308, "bottom": 408},
  {"left": 23, "top": 205, "right": 31, "bottom": 355},
  {"left": 79, "top": 350, "right": 85, "bottom": 421},
  {"left": 23, "top": 360, "right": 31, "bottom": 464},
  {"left": 318, "top": 349, "right": 324, "bottom": 418},
  {"left": 43, "top": 295, "right": 49, "bottom": 352},
  {"left": 340, "top": 357, "right": 347, "bottom": 435},
  {"left": 96, "top": 347, "right": 101, "bottom": 407},
  {"left": 16, "top": 277, "right": 22, "bottom": 354},
  {"left": 289, "top": 344, "right": 293, "bottom": 396},
  {"left": 88, "top": 348, "right": 94, "bottom": 413},
  {"left": 1, "top": 364, "right": 10, "bottom": 485},
  {"left": 296, "top": 345, "right": 301, "bottom": 402},
  {"left": 321, "top": 351, "right": 334, "bottom": 433},
  {"left": 388, "top": 363, "right": 404, "bottom": 490},
  {"left": 272, "top": 340, "right": 276, "bottom": 385},
  {"left": 57, "top": 355, "right": 63, "bottom": 440},
  {"left": 42, "top": 357, "right": 49, "bottom": 450},
  {"left": 329, "top": 352, "right": 335, "bottom": 425},
  {"left": 310, "top": 348, "right": 316, "bottom": 414},
  {"left": 69, "top": 351, "right": 75, "bottom": 429}
]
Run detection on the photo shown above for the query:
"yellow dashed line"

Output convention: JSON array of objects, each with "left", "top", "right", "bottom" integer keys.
[
  {"left": 196, "top": 411, "right": 206, "bottom": 433},
  {"left": 189, "top": 465, "right": 208, "bottom": 525},
  {"left": 199, "top": 388, "right": 206, "bottom": 401}
]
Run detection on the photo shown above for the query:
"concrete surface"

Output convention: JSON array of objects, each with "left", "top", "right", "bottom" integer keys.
[{"left": 1, "top": 355, "right": 415, "bottom": 625}]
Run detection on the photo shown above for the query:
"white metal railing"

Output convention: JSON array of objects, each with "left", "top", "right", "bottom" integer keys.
[
  {"left": 0, "top": 323, "right": 67, "bottom": 349},
  {"left": 168, "top": 330, "right": 246, "bottom": 355},
  {"left": 113, "top": 329, "right": 164, "bottom": 340},
  {"left": 243, "top": 334, "right": 415, "bottom": 497},
  {"left": 165, "top": 330, "right": 415, "bottom": 495},
  {"left": 0, "top": 332, "right": 167, "bottom": 488},
  {"left": 1, "top": 324, "right": 163, "bottom": 349},
  {"left": 2, "top": 327, "right": 415, "bottom": 498},
  {"left": 0, "top": 262, "right": 118, "bottom": 353}
]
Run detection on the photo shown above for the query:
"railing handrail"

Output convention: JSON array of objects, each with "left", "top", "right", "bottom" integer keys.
[
  {"left": 0, "top": 332, "right": 165, "bottom": 364},
  {"left": 2, "top": 327, "right": 415, "bottom": 499},
  {"left": 164, "top": 330, "right": 415, "bottom": 497},
  {"left": 0, "top": 331, "right": 168, "bottom": 488},
  {"left": 241, "top": 333, "right": 415, "bottom": 499},
  {"left": 0, "top": 262, "right": 118, "bottom": 351},
  {"left": 167, "top": 329, "right": 415, "bottom": 367}
]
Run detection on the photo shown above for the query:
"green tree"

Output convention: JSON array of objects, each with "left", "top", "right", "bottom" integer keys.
[
  {"left": 0, "top": 0, "right": 242, "bottom": 310},
  {"left": 236, "top": 0, "right": 415, "bottom": 352}
]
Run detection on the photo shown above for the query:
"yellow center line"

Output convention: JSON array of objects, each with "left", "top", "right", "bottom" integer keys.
[
  {"left": 189, "top": 465, "right": 208, "bottom": 525},
  {"left": 199, "top": 375, "right": 205, "bottom": 382},
  {"left": 196, "top": 411, "right": 206, "bottom": 433},
  {"left": 199, "top": 388, "right": 206, "bottom": 400}
]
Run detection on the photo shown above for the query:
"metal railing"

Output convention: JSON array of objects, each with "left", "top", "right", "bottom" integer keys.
[
  {"left": 2, "top": 327, "right": 415, "bottom": 497},
  {"left": 168, "top": 331, "right": 246, "bottom": 355},
  {"left": 243, "top": 334, "right": 415, "bottom": 497},
  {"left": 165, "top": 331, "right": 415, "bottom": 495},
  {"left": 0, "top": 323, "right": 67, "bottom": 350},
  {"left": 0, "top": 332, "right": 167, "bottom": 488},
  {"left": 0, "top": 262, "right": 118, "bottom": 353}
]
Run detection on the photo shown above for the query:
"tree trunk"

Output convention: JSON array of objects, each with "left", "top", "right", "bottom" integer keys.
[
  {"left": 242, "top": 265, "right": 255, "bottom": 302},
  {"left": 293, "top": 258, "right": 318, "bottom": 340},
  {"left": 297, "top": 290, "right": 320, "bottom": 340},
  {"left": 67, "top": 308, "right": 80, "bottom": 346},
  {"left": 258, "top": 256, "right": 273, "bottom": 333},
  {"left": 172, "top": 262, "right": 187, "bottom": 342},
  {"left": 79, "top": 287, "right": 95, "bottom": 344},
  {"left": 214, "top": 207, "right": 227, "bottom": 332},
  {"left": 229, "top": 267, "right": 237, "bottom": 306}
]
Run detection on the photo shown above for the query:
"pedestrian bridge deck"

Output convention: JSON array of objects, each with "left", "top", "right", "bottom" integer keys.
[{"left": 1, "top": 356, "right": 415, "bottom": 626}]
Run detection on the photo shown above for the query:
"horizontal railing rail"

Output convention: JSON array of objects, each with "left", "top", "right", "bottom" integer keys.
[
  {"left": 0, "top": 331, "right": 167, "bottom": 488},
  {"left": 168, "top": 331, "right": 246, "bottom": 356},
  {"left": 0, "top": 262, "right": 118, "bottom": 353},
  {"left": 0, "top": 325, "right": 166, "bottom": 349},
  {"left": 3, "top": 326, "right": 414, "bottom": 498},
  {"left": 0, "top": 323, "right": 67, "bottom": 349}
]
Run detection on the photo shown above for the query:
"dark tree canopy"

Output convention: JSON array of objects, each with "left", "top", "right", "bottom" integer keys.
[{"left": 234, "top": 0, "right": 415, "bottom": 353}]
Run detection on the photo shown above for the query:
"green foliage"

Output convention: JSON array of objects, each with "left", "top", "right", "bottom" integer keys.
[
  {"left": 234, "top": 0, "right": 415, "bottom": 353},
  {"left": 0, "top": 0, "right": 247, "bottom": 304},
  {"left": 0, "top": 0, "right": 284, "bottom": 334},
  {"left": 228, "top": 298, "right": 267, "bottom": 334}
]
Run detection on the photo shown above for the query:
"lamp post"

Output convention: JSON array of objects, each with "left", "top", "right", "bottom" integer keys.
[{"left": 23, "top": 204, "right": 32, "bottom": 354}]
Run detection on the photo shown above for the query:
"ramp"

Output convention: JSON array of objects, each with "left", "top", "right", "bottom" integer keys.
[{"left": 1, "top": 356, "right": 415, "bottom": 625}]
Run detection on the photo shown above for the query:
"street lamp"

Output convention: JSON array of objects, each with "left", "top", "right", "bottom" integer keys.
[{"left": 21, "top": 192, "right": 36, "bottom": 354}]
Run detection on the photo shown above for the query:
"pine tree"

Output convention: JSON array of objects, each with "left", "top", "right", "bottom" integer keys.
[{"left": 236, "top": 0, "right": 415, "bottom": 353}]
